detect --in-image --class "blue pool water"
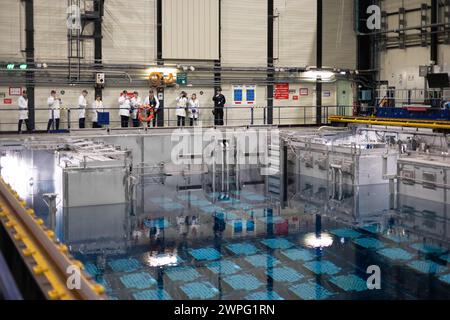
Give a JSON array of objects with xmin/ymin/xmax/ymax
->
[{"xmin": 1, "ymin": 150, "xmax": 449, "ymax": 300}]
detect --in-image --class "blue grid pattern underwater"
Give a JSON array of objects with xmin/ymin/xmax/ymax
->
[
  {"xmin": 79, "ymin": 213, "xmax": 450, "ymax": 300},
  {"xmin": 64, "ymin": 174, "xmax": 450, "ymax": 300}
]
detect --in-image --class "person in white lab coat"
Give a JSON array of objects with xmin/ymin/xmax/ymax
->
[
  {"xmin": 188, "ymin": 93, "xmax": 200, "ymax": 126},
  {"xmin": 47, "ymin": 90, "xmax": 61, "ymax": 132},
  {"xmin": 176, "ymin": 91, "xmax": 188, "ymax": 127},
  {"xmin": 118, "ymin": 90, "xmax": 131, "ymax": 128},
  {"xmin": 130, "ymin": 91, "xmax": 142, "ymax": 128},
  {"xmin": 144, "ymin": 90, "xmax": 160, "ymax": 128},
  {"xmin": 91, "ymin": 95, "xmax": 104, "ymax": 128},
  {"xmin": 18, "ymin": 90, "xmax": 30, "ymax": 133},
  {"xmin": 78, "ymin": 90, "xmax": 88, "ymax": 129}
]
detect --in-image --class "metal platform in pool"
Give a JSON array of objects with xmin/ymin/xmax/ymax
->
[{"xmin": 0, "ymin": 131, "xmax": 449, "ymax": 300}]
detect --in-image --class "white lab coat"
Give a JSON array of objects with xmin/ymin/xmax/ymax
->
[
  {"xmin": 176, "ymin": 96, "xmax": 188, "ymax": 117},
  {"xmin": 188, "ymin": 99, "xmax": 200, "ymax": 119},
  {"xmin": 18, "ymin": 96, "xmax": 28, "ymax": 120},
  {"xmin": 91, "ymin": 100, "xmax": 104, "ymax": 123},
  {"xmin": 130, "ymin": 96, "xmax": 142, "ymax": 119},
  {"xmin": 78, "ymin": 95, "xmax": 87, "ymax": 119},
  {"xmin": 118, "ymin": 95, "xmax": 131, "ymax": 117},
  {"xmin": 47, "ymin": 96, "xmax": 61, "ymax": 119}
]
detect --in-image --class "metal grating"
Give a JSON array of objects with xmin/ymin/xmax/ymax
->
[
  {"xmin": 352, "ymin": 237, "xmax": 385, "ymax": 250},
  {"xmin": 407, "ymin": 260, "xmax": 448, "ymax": 275},
  {"xmin": 245, "ymin": 291, "xmax": 284, "ymax": 300},
  {"xmin": 120, "ymin": 272, "xmax": 157, "ymax": 290},
  {"xmin": 329, "ymin": 274, "xmax": 368, "ymax": 292},
  {"xmin": 223, "ymin": 274, "xmax": 263, "ymax": 291},
  {"xmin": 181, "ymin": 281, "xmax": 219, "ymax": 299},
  {"xmin": 266, "ymin": 267, "xmax": 304, "ymax": 283},
  {"xmin": 289, "ymin": 282, "xmax": 334, "ymax": 300},
  {"xmin": 329, "ymin": 228, "xmax": 362, "ymax": 239},
  {"xmin": 166, "ymin": 266, "xmax": 201, "ymax": 282},
  {"xmin": 189, "ymin": 248, "xmax": 222, "ymax": 261},
  {"xmin": 225, "ymin": 243, "xmax": 259, "ymax": 256},
  {"xmin": 280, "ymin": 248, "xmax": 315, "ymax": 262},
  {"xmin": 303, "ymin": 260, "xmax": 341, "ymax": 275},
  {"xmin": 244, "ymin": 254, "xmax": 280, "ymax": 268},
  {"xmin": 133, "ymin": 289, "xmax": 172, "ymax": 300},
  {"xmin": 206, "ymin": 260, "xmax": 241, "ymax": 275},
  {"xmin": 108, "ymin": 258, "xmax": 142, "ymax": 273},
  {"xmin": 377, "ymin": 248, "xmax": 414, "ymax": 261},
  {"xmin": 260, "ymin": 238, "xmax": 295, "ymax": 250}
]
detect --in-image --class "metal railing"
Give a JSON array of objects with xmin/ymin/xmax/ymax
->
[{"xmin": 0, "ymin": 105, "xmax": 354, "ymax": 133}]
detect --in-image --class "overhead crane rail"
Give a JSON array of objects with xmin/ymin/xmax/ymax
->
[{"xmin": 0, "ymin": 177, "xmax": 106, "ymax": 300}]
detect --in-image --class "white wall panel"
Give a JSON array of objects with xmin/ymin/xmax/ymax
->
[
  {"xmin": 103, "ymin": 0, "xmax": 156, "ymax": 64},
  {"xmin": 162, "ymin": 0, "xmax": 219, "ymax": 60},
  {"xmin": 274, "ymin": 0, "xmax": 316, "ymax": 67},
  {"xmin": 380, "ymin": 47, "xmax": 429, "ymax": 89},
  {"xmin": 0, "ymin": 0, "xmax": 23, "ymax": 61},
  {"xmin": 34, "ymin": 0, "xmax": 68, "ymax": 62},
  {"xmin": 221, "ymin": 0, "xmax": 267, "ymax": 67},
  {"xmin": 323, "ymin": 0, "xmax": 356, "ymax": 69}
]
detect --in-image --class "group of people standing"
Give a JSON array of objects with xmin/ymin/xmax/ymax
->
[
  {"xmin": 118, "ymin": 90, "xmax": 161, "ymax": 128},
  {"xmin": 17, "ymin": 89, "xmax": 104, "ymax": 133},
  {"xmin": 16, "ymin": 87, "xmax": 227, "ymax": 133}
]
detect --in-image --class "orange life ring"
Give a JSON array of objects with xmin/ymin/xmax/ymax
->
[
  {"xmin": 138, "ymin": 104, "xmax": 155, "ymax": 122},
  {"xmin": 149, "ymin": 72, "xmax": 163, "ymax": 87}
]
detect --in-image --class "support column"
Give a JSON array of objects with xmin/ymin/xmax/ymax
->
[
  {"xmin": 24, "ymin": 0, "xmax": 35, "ymax": 130},
  {"xmin": 94, "ymin": 0, "xmax": 104, "ymax": 99},
  {"xmin": 267, "ymin": 0, "xmax": 274, "ymax": 125},
  {"xmin": 316, "ymin": 0, "xmax": 323, "ymax": 125},
  {"xmin": 156, "ymin": 0, "xmax": 164, "ymax": 127},
  {"xmin": 431, "ymin": 0, "xmax": 438, "ymax": 64}
]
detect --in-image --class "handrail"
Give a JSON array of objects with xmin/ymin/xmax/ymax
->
[{"xmin": 0, "ymin": 177, "xmax": 106, "ymax": 300}]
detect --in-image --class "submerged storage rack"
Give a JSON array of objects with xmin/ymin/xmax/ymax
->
[{"xmin": 0, "ymin": 176, "xmax": 106, "ymax": 300}]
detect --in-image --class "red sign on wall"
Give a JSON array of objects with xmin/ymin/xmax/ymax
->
[
  {"xmin": 274, "ymin": 83, "xmax": 290, "ymax": 100},
  {"xmin": 293, "ymin": 96, "xmax": 299, "ymax": 101},
  {"xmin": 3, "ymin": 99, "xmax": 12, "ymax": 105},
  {"xmin": 9, "ymin": 87, "xmax": 22, "ymax": 96}
]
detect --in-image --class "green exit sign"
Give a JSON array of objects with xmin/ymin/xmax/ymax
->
[
  {"xmin": 6, "ymin": 64, "xmax": 15, "ymax": 70},
  {"xmin": 177, "ymin": 73, "xmax": 188, "ymax": 85}
]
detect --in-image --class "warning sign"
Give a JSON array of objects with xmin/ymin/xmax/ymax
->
[{"xmin": 274, "ymin": 83, "xmax": 289, "ymax": 100}]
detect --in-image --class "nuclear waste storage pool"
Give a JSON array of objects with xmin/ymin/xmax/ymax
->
[{"xmin": 0, "ymin": 126, "xmax": 449, "ymax": 300}]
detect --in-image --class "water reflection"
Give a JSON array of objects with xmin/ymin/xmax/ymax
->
[{"xmin": 1, "ymin": 148, "xmax": 449, "ymax": 300}]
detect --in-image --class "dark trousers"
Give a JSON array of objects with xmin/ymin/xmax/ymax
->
[
  {"xmin": 177, "ymin": 116, "xmax": 185, "ymax": 127},
  {"xmin": 121, "ymin": 115, "xmax": 129, "ymax": 128},
  {"xmin": 18, "ymin": 119, "xmax": 30, "ymax": 133},
  {"xmin": 47, "ymin": 118, "xmax": 60, "ymax": 132},
  {"xmin": 214, "ymin": 109, "xmax": 224, "ymax": 126},
  {"xmin": 133, "ymin": 118, "xmax": 140, "ymax": 128},
  {"xmin": 93, "ymin": 122, "xmax": 101, "ymax": 128},
  {"xmin": 151, "ymin": 113, "xmax": 158, "ymax": 127},
  {"xmin": 79, "ymin": 118, "xmax": 85, "ymax": 129},
  {"xmin": 189, "ymin": 118, "xmax": 197, "ymax": 126}
]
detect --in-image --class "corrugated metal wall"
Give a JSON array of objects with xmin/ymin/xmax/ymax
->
[
  {"xmin": 221, "ymin": 0, "xmax": 267, "ymax": 66},
  {"xmin": 162, "ymin": 0, "xmax": 219, "ymax": 60},
  {"xmin": 274, "ymin": 0, "xmax": 317, "ymax": 67},
  {"xmin": 103, "ymin": 0, "xmax": 157, "ymax": 64},
  {"xmin": 323, "ymin": 0, "xmax": 356, "ymax": 69},
  {"xmin": 0, "ymin": 0, "xmax": 23, "ymax": 60}
]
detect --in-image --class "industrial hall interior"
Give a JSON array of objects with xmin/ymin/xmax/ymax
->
[{"xmin": 0, "ymin": 0, "xmax": 450, "ymax": 302}]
